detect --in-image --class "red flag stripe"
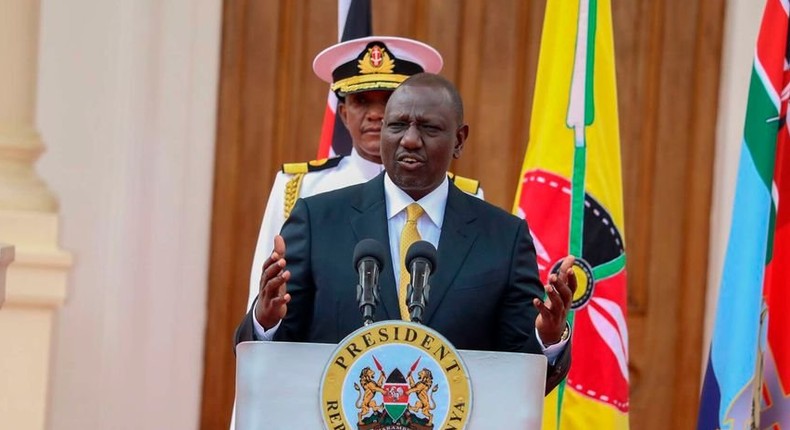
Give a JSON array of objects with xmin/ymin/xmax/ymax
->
[
  {"xmin": 756, "ymin": 0, "xmax": 789, "ymax": 98},
  {"xmin": 317, "ymin": 99, "xmax": 337, "ymax": 159}
]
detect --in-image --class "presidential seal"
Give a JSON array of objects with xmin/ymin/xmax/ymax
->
[{"xmin": 321, "ymin": 321, "xmax": 471, "ymax": 430}]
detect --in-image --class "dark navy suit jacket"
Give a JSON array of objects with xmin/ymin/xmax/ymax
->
[{"xmin": 235, "ymin": 173, "xmax": 570, "ymax": 393}]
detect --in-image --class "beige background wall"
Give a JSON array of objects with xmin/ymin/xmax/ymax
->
[{"xmin": 35, "ymin": 0, "xmax": 221, "ymax": 428}]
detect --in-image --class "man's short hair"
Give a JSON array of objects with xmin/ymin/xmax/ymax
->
[{"xmin": 397, "ymin": 73, "xmax": 464, "ymax": 123}]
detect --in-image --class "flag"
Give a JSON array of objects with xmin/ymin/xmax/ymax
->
[
  {"xmin": 697, "ymin": 1, "xmax": 790, "ymax": 428},
  {"xmin": 513, "ymin": 0, "xmax": 629, "ymax": 428},
  {"xmin": 316, "ymin": 0, "xmax": 372, "ymax": 158}
]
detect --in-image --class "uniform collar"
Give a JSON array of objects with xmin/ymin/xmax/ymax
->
[{"xmin": 348, "ymin": 148, "xmax": 385, "ymax": 179}]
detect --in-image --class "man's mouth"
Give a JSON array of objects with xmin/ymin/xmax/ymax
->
[{"xmin": 396, "ymin": 155, "xmax": 425, "ymax": 169}]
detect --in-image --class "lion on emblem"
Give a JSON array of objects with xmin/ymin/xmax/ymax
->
[
  {"xmin": 353, "ymin": 367, "xmax": 385, "ymax": 422},
  {"xmin": 407, "ymin": 368, "xmax": 439, "ymax": 425}
]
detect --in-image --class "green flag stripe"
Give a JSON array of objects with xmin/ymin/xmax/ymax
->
[
  {"xmin": 743, "ymin": 67, "xmax": 779, "ymax": 190},
  {"xmin": 554, "ymin": 311, "xmax": 577, "ymax": 428},
  {"xmin": 766, "ymin": 199, "xmax": 776, "ymax": 264},
  {"xmin": 560, "ymin": 2, "xmax": 595, "ymax": 427},
  {"xmin": 584, "ymin": 0, "xmax": 598, "ymax": 125},
  {"xmin": 555, "ymin": 379, "xmax": 565, "ymax": 426},
  {"xmin": 570, "ymin": 145, "xmax": 587, "ymax": 256},
  {"xmin": 592, "ymin": 253, "xmax": 626, "ymax": 280}
]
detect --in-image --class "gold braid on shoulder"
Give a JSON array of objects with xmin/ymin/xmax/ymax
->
[
  {"xmin": 283, "ymin": 173, "xmax": 306, "ymax": 219},
  {"xmin": 280, "ymin": 156, "xmax": 344, "ymax": 218}
]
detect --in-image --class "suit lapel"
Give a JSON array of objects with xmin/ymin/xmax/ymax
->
[
  {"xmin": 350, "ymin": 173, "xmax": 398, "ymax": 320},
  {"xmin": 424, "ymin": 183, "xmax": 479, "ymax": 324}
]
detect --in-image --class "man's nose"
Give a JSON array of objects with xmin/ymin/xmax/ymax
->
[
  {"xmin": 400, "ymin": 123, "xmax": 422, "ymax": 147},
  {"xmin": 366, "ymin": 103, "xmax": 385, "ymax": 120}
]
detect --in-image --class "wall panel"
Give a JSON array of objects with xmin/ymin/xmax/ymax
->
[{"xmin": 201, "ymin": 1, "xmax": 725, "ymax": 428}]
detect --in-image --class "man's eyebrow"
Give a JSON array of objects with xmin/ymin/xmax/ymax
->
[
  {"xmin": 388, "ymin": 110, "xmax": 440, "ymax": 120},
  {"xmin": 387, "ymin": 112, "xmax": 413, "ymax": 120}
]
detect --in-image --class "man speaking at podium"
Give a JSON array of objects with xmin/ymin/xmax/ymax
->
[{"xmin": 235, "ymin": 73, "xmax": 576, "ymax": 393}]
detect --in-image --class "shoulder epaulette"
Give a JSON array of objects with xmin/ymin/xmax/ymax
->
[
  {"xmin": 447, "ymin": 172, "xmax": 481, "ymax": 195},
  {"xmin": 282, "ymin": 156, "xmax": 344, "ymax": 218},
  {"xmin": 282, "ymin": 156, "xmax": 344, "ymax": 174}
]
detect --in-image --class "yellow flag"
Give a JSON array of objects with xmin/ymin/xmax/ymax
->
[{"xmin": 513, "ymin": 0, "xmax": 629, "ymax": 428}]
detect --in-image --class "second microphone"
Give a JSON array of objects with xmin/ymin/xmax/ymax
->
[{"xmin": 405, "ymin": 240, "xmax": 438, "ymax": 324}]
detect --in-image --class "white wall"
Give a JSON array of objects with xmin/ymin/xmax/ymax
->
[
  {"xmin": 35, "ymin": 0, "xmax": 221, "ymax": 428},
  {"xmin": 704, "ymin": 1, "xmax": 763, "ymax": 366}
]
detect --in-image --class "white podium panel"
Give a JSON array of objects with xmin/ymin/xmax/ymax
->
[{"xmin": 236, "ymin": 341, "xmax": 547, "ymax": 429}]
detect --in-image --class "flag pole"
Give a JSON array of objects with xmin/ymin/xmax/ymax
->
[{"xmin": 749, "ymin": 304, "xmax": 767, "ymax": 430}]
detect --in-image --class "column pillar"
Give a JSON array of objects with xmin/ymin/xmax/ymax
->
[
  {"xmin": 0, "ymin": 0, "xmax": 73, "ymax": 428},
  {"xmin": 0, "ymin": 244, "xmax": 13, "ymax": 308}
]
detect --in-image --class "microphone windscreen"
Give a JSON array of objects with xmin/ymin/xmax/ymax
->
[
  {"xmin": 405, "ymin": 240, "xmax": 437, "ymax": 271},
  {"xmin": 353, "ymin": 238, "xmax": 387, "ymax": 270}
]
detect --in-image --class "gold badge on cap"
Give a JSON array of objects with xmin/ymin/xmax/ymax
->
[{"xmin": 358, "ymin": 45, "xmax": 395, "ymax": 75}]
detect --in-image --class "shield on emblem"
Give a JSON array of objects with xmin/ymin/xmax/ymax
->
[
  {"xmin": 382, "ymin": 368, "xmax": 409, "ymax": 421},
  {"xmin": 370, "ymin": 46, "xmax": 383, "ymax": 67}
]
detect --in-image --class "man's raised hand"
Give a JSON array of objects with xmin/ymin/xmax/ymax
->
[
  {"xmin": 254, "ymin": 235, "xmax": 291, "ymax": 329},
  {"xmin": 534, "ymin": 255, "xmax": 577, "ymax": 345}
]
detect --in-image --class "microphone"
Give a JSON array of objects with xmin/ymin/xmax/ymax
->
[
  {"xmin": 353, "ymin": 239, "xmax": 387, "ymax": 326},
  {"xmin": 405, "ymin": 240, "xmax": 438, "ymax": 324}
]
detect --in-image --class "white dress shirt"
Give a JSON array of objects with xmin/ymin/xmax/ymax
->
[{"xmin": 383, "ymin": 173, "xmax": 446, "ymax": 286}]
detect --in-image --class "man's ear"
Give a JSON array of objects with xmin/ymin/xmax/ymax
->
[
  {"xmin": 453, "ymin": 124, "xmax": 469, "ymax": 159},
  {"xmin": 337, "ymin": 100, "xmax": 349, "ymax": 128}
]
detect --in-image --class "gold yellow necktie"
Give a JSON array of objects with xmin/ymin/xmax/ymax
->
[{"xmin": 399, "ymin": 203, "xmax": 424, "ymax": 320}]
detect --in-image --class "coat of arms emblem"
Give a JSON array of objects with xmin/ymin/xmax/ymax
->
[{"xmin": 321, "ymin": 321, "xmax": 471, "ymax": 430}]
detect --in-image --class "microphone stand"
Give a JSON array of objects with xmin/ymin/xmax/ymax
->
[
  {"xmin": 407, "ymin": 260, "xmax": 432, "ymax": 324},
  {"xmin": 356, "ymin": 259, "xmax": 380, "ymax": 326}
]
